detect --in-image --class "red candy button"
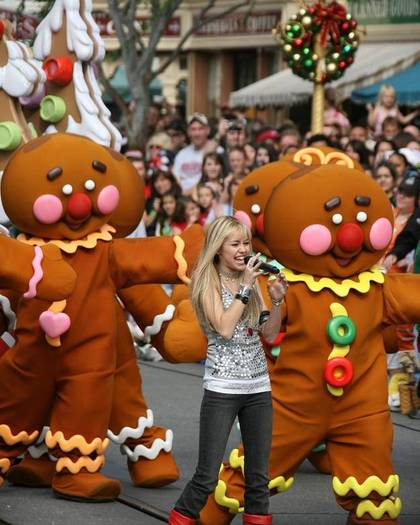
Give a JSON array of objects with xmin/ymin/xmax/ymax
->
[
  {"xmin": 324, "ymin": 357, "xmax": 353, "ymax": 388},
  {"xmin": 43, "ymin": 56, "xmax": 74, "ymax": 86}
]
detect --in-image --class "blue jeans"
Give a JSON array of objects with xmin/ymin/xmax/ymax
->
[{"xmin": 175, "ymin": 389, "xmax": 273, "ymax": 518}]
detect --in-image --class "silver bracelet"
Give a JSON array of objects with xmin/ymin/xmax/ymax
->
[{"xmin": 272, "ymin": 298, "xmax": 284, "ymax": 307}]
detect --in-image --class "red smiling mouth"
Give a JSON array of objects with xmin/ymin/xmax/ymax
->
[{"xmin": 64, "ymin": 214, "xmax": 92, "ymax": 230}]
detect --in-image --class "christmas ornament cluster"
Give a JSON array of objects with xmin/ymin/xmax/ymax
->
[{"xmin": 276, "ymin": 1, "xmax": 359, "ymax": 83}]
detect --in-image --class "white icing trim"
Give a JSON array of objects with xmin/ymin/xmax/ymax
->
[
  {"xmin": 107, "ymin": 409, "xmax": 154, "ymax": 444},
  {"xmin": 143, "ymin": 304, "xmax": 175, "ymax": 340},
  {"xmin": 121, "ymin": 429, "xmax": 174, "ymax": 462},
  {"xmin": 85, "ymin": 64, "xmax": 122, "ymax": 150},
  {"xmin": 33, "ymin": 0, "xmax": 103, "ymax": 62},
  {"xmin": 0, "ymin": 41, "xmax": 44, "ymax": 98},
  {"xmin": 0, "ymin": 295, "xmax": 16, "ymax": 332},
  {"xmin": 66, "ymin": 62, "xmax": 112, "ymax": 146},
  {"xmin": 27, "ymin": 426, "xmax": 57, "ymax": 461}
]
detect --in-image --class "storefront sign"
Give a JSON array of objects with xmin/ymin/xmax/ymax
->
[
  {"xmin": 92, "ymin": 12, "xmax": 181, "ymax": 37},
  {"xmin": 195, "ymin": 11, "xmax": 281, "ymax": 36},
  {"xmin": 348, "ymin": 0, "xmax": 420, "ymax": 24},
  {"xmin": 0, "ymin": 8, "xmax": 39, "ymax": 40}
]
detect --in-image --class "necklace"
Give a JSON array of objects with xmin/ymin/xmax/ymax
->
[{"xmin": 218, "ymin": 269, "xmax": 240, "ymax": 282}]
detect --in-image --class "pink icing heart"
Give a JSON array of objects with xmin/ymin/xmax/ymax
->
[{"xmin": 39, "ymin": 311, "xmax": 71, "ymax": 339}]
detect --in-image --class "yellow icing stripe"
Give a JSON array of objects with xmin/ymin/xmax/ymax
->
[
  {"xmin": 214, "ymin": 477, "xmax": 244, "ymax": 514},
  {"xmin": 282, "ymin": 267, "xmax": 384, "ymax": 297},
  {"xmin": 327, "ymin": 385, "xmax": 343, "ymax": 397},
  {"xmin": 46, "ymin": 431, "xmax": 109, "ymax": 455},
  {"xmin": 356, "ymin": 498, "xmax": 402, "ymax": 519},
  {"xmin": 268, "ymin": 475, "xmax": 294, "ymax": 493},
  {"xmin": 333, "ymin": 475, "xmax": 399, "ymax": 498},
  {"xmin": 0, "ymin": 458, "xmax": 11, "ymax": 474},
  {"xmin": 330, "ymin": 303, "xmax": 348, "ymax": 317},
  {"xmin": 0, "ymin": 424, "xmax": 38, "ymax": 445},
  {"xmin": 173, "ymin": 235, "xmax": 190, "ymax": 285},
  {"xmin": 17, "ymin": 224, "xmax": 115, "ymax": 254},
  {"xmin": 292, "ymin": 147, "xmax": 354, "ymax": 168},
  {"xmin": 56, "ymin": 455, "xmax": 105, "ymax": 474},
  {"xmin": 228, "ymin": 448, "xmax": 244, "ymax": 476}
]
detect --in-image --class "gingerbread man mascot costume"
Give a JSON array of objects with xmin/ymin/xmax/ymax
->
[
  {"xmin": 0, "ymin": 133, "xmax": 202, "ymax": 502},
  {"xmin": 199, "ymin": 148, "xmax": 420, "ymax": 525}
]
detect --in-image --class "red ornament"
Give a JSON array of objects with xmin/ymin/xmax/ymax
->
[
  {"xmin": 0, "ymin": 20, "xmax": 4, "ymax": 39},
  {"xmin": 338, "ymin": 61, "xmax": 347, "ymax": 71},
  {"xmin": 295, "ymin": 38, "xmax": 303, "ymax": 47},
  {"xmin": 351, "ymin": 20, "xmax": 358, "ymax": 29},
  {"xmin": 347, "ymin": 57, "xmax": 354, "ymax": 64},
  {"xmin": 341, "ymin": 22, "xmax": 349, "ymax": 31},
  {"xmin": 43, "ymin": 56, "xmax": 74, "ymax": 86}
]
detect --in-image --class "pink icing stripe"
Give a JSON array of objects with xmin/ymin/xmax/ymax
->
[{"xmin": 23, "ymin": 246, "xmax": 44, "ymax": 299}]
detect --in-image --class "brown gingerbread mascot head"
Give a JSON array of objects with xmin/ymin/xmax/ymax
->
[
  {"xmin": 233, "ymin": 161, "xmax": 301, "ymax": 257},
  {"xmin": 264, "ymin": 148, "xmax": 394, "ymax": 278},
  {"xmin": 1, "ymin": 133, "xmax": 144, "ymax": 240}
]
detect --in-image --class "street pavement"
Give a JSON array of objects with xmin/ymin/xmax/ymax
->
[{"xmin": 0, "ymin": 360, "xmax": 419, "ymax": 525}]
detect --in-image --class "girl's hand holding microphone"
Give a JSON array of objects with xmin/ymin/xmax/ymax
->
[
  {"xmin": 268, "ymin": 272, "xmax": 288, "ymax": 307},
  {"xmin": 242, "ymin": 252, "xmax": 264, "ymax": 287}
]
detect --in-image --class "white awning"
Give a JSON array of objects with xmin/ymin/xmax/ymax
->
[{"xmin": 229, "ymin": 42, "xmax": 420, "ymax": 107}]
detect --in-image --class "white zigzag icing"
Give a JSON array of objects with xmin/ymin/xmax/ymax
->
[
  {"xmin": 121, "ymin": 429, "xmax": 173, "ymax": 461},
  {"xmin": 143, "ymin": 304, "xmax": 175, "ymax": 341},
  {"xmin": 27, "ymin": 426, "xmax": 56, "ymax": 461},
  {"xmin": 0, "ymin": 295, "xmax": 16, "ymax": 331},
  {"xmin": 33, "ymin": 0, "xmax": 104, "ymax": 62},
  {"xmin": 107, "ymin": 409, "xmax": 153, "ymax": 444}
]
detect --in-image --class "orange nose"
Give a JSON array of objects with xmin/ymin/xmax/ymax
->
[
  {"xmin": 67, "ymin": 192, "xmax": 92, "ymax": 220},
  {"xmin": 336, "ymin": 223, "xmax": 364, "ymax": 253}
]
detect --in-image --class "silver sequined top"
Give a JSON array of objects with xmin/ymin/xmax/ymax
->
[{"xmin": 203, "ymin": 285, "xmax": 271, "ymax": 394}]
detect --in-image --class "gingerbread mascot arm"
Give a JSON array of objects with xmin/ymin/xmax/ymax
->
[
  {"xmin": 383, "ymin": 273, "xmax": 420, "ymax": 323},
  {"xmin": 110, "ymin": 224, "xmax": 203, "ymax": 288},
  {"xmin": 0, "ymin": 236, "xmax": 75, "ymax": 301}
]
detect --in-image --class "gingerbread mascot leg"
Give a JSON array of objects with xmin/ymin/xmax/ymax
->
[
  {"xmin": 329, "ymin": 412, "xmax": 401, "ymax": 525},
  {"xmin": 107, "ymin": 304, "xmax": 179, "ymax": 488},
  {"xmin": 0, "ymin": 334, "xmax": 55, "ymax": 488}
]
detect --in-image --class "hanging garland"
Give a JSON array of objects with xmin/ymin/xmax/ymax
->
[{"xmin": 274, "ymin": 1, "xmax": 360, "ymax": 83}]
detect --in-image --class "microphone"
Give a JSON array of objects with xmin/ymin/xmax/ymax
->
[{"xmin": 244, "ymin": 255, "xmax": 280, "ymax": 274}]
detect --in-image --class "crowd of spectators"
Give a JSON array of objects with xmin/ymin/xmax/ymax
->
[{"xmin": 123, "ymin": 84, "xmax": 420, "ymax": 242}]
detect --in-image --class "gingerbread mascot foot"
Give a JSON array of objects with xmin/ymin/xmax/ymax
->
[
  {"xmin": 52, "ymin": 472, "xmax": 121, "ymax": 502},
  {"xmin": 8, "ymin": 454, "xmax": 54, "ymax": 487},
  {"xmin": 168, "ymin": 509, "xmax": 196, "ymax": 524},
  {"xmin": 243, "ymin": 514, "xmax": 272, "ymax": 525},
  {"xmin": 346, "ymin": 511, "xmax": 401, "ymax": 525},
  {"xmin": 127, "ymin": 451, "xmax": 179, "ymax": 488}
]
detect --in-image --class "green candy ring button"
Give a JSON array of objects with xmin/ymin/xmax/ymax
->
[
  {"xmin": 327, "ymin": 315, "xmax": 356, "ymax": 346},
  {"xmin": 40, "ymin": 96, "xmax": 66, "ymax": 123},
  {"xmin": 0, "ymin": 122, "xmax": 22, "ymax": 151}
]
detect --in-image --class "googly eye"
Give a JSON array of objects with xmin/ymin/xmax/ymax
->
[
  {"xmin": 251, "ymin": 203, "xmax": 261, "ymax": 215},
  {"xmin": 356, "ymin": 211, "xmax": 368, "ymax": 223},
  {"xmin": 62, "ymin": 184, "xmax": 73, "ymax": 196},
  {"xmin": 332, "ymin": 213, "xmax": 343, "ymax": 225},
  {"xmin": 84, "ymin": 179, "xmax": 95, "ymax": 191}
]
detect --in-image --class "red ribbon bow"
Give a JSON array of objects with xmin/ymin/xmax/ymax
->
[{"xmin": 313, "ymin": 1, "xmax": 347, "ymax": 46}]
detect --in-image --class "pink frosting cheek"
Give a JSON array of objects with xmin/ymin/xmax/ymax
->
[
  {"xmin": 233, "ymin": 210, "xmax": 252, "ymax": 229},
  {"xmin": 369, "ymin": 217, "xmax": 393, "ymax": 250},
  {"xmin": 33, "ymin": 194, "xmax": 63, "ymax": 224},
  {"xmin": 299, "ymin": 224, "xmax": 332, "ymax": 256},
  {"xmin": 97, "ymin": 185, "xmax": 120, "ymax": 215}
]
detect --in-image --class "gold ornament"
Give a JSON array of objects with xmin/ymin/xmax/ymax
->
[
  {"xmin": 312, "ymin": 53, "xmax": 318, "ymax": 61},
  {"xmin": 332, "ymin": 52, "xmax": 340, "ymax": 60},
  {"xmin": 346, "ymin": 13, "xmax": 352, "ymax": 20},
  {"xmin": 284, "ymin": 44, "xmax": 292, "ymax": 53},
  {"xmin": 327, "ymin": 63, "xmax": 337, "ymax": 72},
  {"xmin": 293, "ymin": 53, "xmax": 301, "ymax": 61},
  {"xmin": 299, "ymin": 9, "xmax": 306, "ymax": 16},
  {"xmin": 302, "ymin": 16, "xmax": 312, "ymax": 27}
]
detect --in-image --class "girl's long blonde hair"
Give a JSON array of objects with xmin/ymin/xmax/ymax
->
[
  {"xmin": 190, "ymin": 216, "xmax": 262, "ymax": 329},
  {"xmin": 377, "ymin": 84, "xmax": 396, "ymax": 108}
]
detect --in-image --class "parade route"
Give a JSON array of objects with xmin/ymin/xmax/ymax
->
[{"xmin": 1, "ymin": 361, "xmax": 419, "ymax": 525}]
